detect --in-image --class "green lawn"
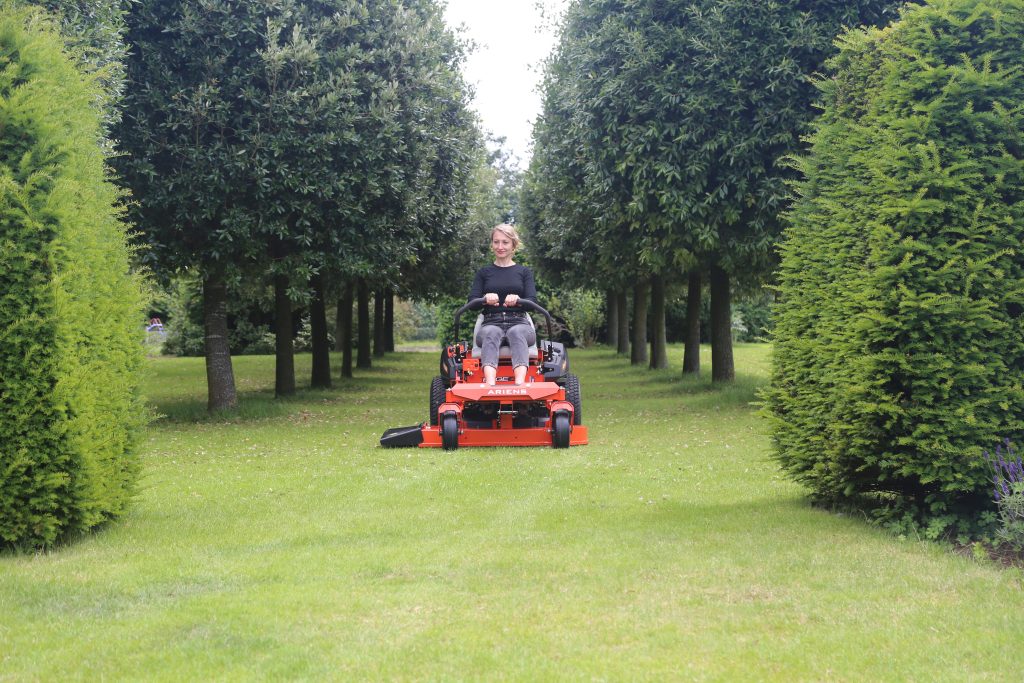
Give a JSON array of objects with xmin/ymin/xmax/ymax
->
[{"xmin": 2, "ymin": 345, "xmax": 1021, "ymax": 681}]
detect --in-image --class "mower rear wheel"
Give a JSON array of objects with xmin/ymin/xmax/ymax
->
[
  {"xmin": 441, "ymin": 413, "xmax": 459, "ymax": 451},
  {"xmin": 429, "ymin": 375, "xmax": 446, "ymax": 426},
  {"xmin": 552, "ymin": 412, "xmax": 570, "ymax": 449},
  {"xmin": 564, "ymin": 373, "xmax": 582, "ymax": 425}
]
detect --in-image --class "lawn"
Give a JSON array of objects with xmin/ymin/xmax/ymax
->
[{"xmin": 1, "ymin": 345, "xmax": 1021, "ymax": 681}]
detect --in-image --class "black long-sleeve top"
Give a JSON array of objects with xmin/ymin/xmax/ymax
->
[{"xmin": 468, "ymin": 264, "xmax": 537, "ymax": 321}]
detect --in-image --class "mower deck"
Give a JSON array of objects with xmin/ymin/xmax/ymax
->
[
  {"xmin": 425, "ymin": 380, "xmax": 587, "ymax": 448},
  {"xmin": 420, "ymin": 423, "xmax": 589, "ymax": 447}
]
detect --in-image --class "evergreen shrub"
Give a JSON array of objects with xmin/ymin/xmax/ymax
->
[
  {"xmin": 0, "ymin": 6, "xmax": 145, "ymax": 548},
  {"xmin": 765, "ymin": 0, "xmax": 1024, "ymax": 538}
]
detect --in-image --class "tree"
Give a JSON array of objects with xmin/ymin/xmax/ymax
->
[
  {"xmin": 521, "ymin": 22, "xmax": 638, "ymax": 356},
  {"xmin": 765, "ymin": 0, "xmax": 1024, "ymax": 536},
  {"xmin": 314, "ymin": 0, "xmax": 482, "ymax": 379},
  {"xmin": 117, "ymin": 0, "xmax": 281, "ymax": 409},
  {"xmin": 28, "ymin": 0, "xmax": 128, "ymax": 125},
  {"xmin": 118, "ymin": 0, "xmax": 423, "ymax": 404},
  {"xmin": 529, "ymin": 0, "xmax": 899, "ymax": 379},
  {"xmin": 0, "ymin": 6, "xmax": 145, "ymax": 548}
]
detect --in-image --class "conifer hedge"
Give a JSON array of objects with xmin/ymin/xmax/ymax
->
[
  {"xmin": 0, "ymin": 6, "xmax": 144, "ymax": 548},
  {"xmin": 765, "ymin": 0, "xmax": 1024, "ymax": 537}
]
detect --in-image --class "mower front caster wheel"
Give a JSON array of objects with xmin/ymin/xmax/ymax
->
[
  {"xmin": 441, "ymin": 413, "xmax": 459, "ymax": 451},
  {"xmin": 552, "ymin": 412, "xmax": 571, "ymax": 449}
]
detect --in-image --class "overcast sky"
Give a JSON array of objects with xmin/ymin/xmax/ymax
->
[{"xmin": 442, "ymin": 0, "xmax": 569, "ymax": 167}]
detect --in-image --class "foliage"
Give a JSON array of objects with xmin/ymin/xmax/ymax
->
[
  {"xmin": 985, "ymin": 441, "xmax": 1024, "ymax": 550},
  {"xmin": 396, "ymin": 130, "xmax": 501, "ymax": 304},
  {"xmin": 117, "ymin": 0, "xmax": 484, "ymax": 398},
  {"xmin": 548, "ymin": 289, "xmax": 605, "ymax": 347},
  {"xmin": 733, "ymin": 292, "xmax": 773, "ymax": 343},
  {"xmin": 159, "ymin": 275, "xmax": 285, "ymax": 357},
  {"xmin": 117, "ymin": 0, "xmax": 363, "ymax": 276},
  {"xmin": 765, "ymin": 0, "xmax": 1024, "ymax": 537},
  {"xmin": 525, "ymin": 0, "xmax": 899, "ymax": 288},
  {"xmin": 393, "ymin": 299, "xmax": 438, "ymax": 343},
  {"xmin": 25, "ymin": 0, "xmax": 127, "ymax": 126},
  {"xmin": 432, "ymin": 294, "xmax": 478, "ymax": 345},
  {"xmin": 0, "ymin": 6, "xmax": 145, "ymax": 548}
]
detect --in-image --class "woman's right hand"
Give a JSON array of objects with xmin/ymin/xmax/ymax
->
[{"xmin": 483, "ymin": 292, "xmax": 499, "ymax": 306}]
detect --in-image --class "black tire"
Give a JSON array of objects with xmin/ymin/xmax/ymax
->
[
  {"xmin": 564, "ymin": 373, "xmax": 582, "ymax": 425},
  {"xmin": 441, "ymin": 413, "xmax": 459, "ymax": 451},
  {"xmin": 429, "ymin": 375, "xmax": 446, "ymax": 426},
  {"xmin": 552, "ymin": 412, "xmax": 570, "ymax": 449}
]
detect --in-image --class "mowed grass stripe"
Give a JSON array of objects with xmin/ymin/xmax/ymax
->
[{"xmin": 1, "ymin": 345, "xmax": 1020, "ymax": 681}]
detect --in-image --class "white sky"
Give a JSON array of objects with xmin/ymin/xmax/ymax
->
[{"xmin": 443, "ymin": 0, "xmax": 569, "ymax": 167}]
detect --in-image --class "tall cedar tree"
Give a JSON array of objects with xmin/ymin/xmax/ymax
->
[{"xmin": 0, "ymin": 6, "xmax": 145, "ymax": 548}]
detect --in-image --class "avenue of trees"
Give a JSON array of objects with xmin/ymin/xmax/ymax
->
[
  {"xmin": 115, "ymin": 0, "xmax": 487, "ymax": 410},
  {"xmin": 522, "ymin": 0, "xmax": 899, "ymax": 380},
  {"xmin": 765, "ymin": 0, "xmax": 1024, "ymax": 536},
  {"xmin": 5, "ymin": 0, "xmax": 1023, "ymax": 548}
]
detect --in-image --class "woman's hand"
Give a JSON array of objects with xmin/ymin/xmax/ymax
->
[
  {"xmin": 484, "ymin": 292, "xmax": 499, "ymax": 305},
  {"xmin": 504, "ymin": 294, "xmax": 520, "ymax": 307}
]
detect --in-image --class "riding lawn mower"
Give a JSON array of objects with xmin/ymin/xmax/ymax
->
[{"xmin": 380, "ymin": 298, "xmax": 588, "ymax": 450}]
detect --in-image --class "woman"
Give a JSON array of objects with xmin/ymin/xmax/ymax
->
[{"xmin": 468, "ymin": 223, "xmax": 537, "ymax": 386}]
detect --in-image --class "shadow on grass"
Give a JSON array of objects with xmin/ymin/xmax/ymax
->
[
  {"xmin": 151, "ymin": 369, "xmax": 413, "ymax": 425},
  {"xmin": 148, "ymin": 346, "xmax": 769, "ymax": 426}
]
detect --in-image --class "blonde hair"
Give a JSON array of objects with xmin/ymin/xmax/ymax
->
[{"xmin": 491, "ymin": 223, "xmax": 522, "ymax": 251}]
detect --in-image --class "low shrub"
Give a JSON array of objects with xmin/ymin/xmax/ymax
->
[{"xmin": 548, "ymin": 288, "xmax": 604, "ymax": 348}]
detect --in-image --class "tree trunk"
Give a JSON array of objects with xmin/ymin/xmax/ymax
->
[
  {"xmin": 683, "ymin": 271, "xmax": 701, "ymax": 375},
  {"xmin": 384, "ymin": 288, "xmax": 395, "ymax": 352},
  {"xmin": 338, "ymin": 284, "xmax": 353, "ymax": 379},
  {"xmin": 373, "ymin": 288, "xmax": 385, "ymax": 358},
  {"xmin": 606, "ymin": 289, "xmax": 618, "ymax": 349},
  {"xmin": 616, "ymin": 290, "xmax": 629, "ymax": 355},
  {"xmin": 335, "ymin": 296, "xmax": 346, "ymax": 353},
  {"xmin": 310, "ymin": 274, "xmax": 331, "ymax": 389},
  {"xmin": 630, "ymin": 280, "xmax": 649, "ymax": 366},
  {"xmin": 274, "ymin": 273, "xmax": 296, "ymax": 397},
  {"xmin": 357, "ymin": 278, "xmax": 371, "ymax": 369},
  {"xmin": 649, "ymin": 274, "xmax": 668, "ymax": 369},
  {"xmin": 202, "ymin": 270, "xmax": 237, "ymax": 411},
  {"xmin": 710, "ymin": 264, "xmax": 735, "ymax": 382}
]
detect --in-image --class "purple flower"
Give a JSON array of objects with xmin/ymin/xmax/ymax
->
[{"xmin": 986, "ymin": 440, "xmax": 1022, "ymax": 502}]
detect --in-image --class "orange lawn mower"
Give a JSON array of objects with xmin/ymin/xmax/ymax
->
[{"xmin": 380, "ymin": 298, "xmax": 588, "ymax": 450}]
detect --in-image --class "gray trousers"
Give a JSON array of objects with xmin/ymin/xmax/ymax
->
[{"xmin": 476, "ymin": 322, "xmax": 536, "ymax": 369}]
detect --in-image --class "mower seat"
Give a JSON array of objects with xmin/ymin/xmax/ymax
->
[{"xmin": 471, "ymin": 314, "xmax": 539, "ymax": 360}]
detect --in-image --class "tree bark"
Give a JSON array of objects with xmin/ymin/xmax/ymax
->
[
  {"xmin": 202, "ymin": 270, "xmax": 237, "ymax": 411},
  {"xmin": 357, "ymin": 278, "xmax": 371, "ymax": 369},
  {"xmin": 335, "ymin": 296, "xmax": 346, "ymax": 353},
  {"xmin": 710, "ymin": 264, "xmax": 735, "ymax": 382},
  {"xmin": 683, "ymin": 271, "xmax": 701, "ymax": 375},
  {"xmin": 616, "ymin": 290, "xmax": 629, "ymax": 355},
  {"xmin": 373, "ymin": 288, "xmax": 385, "ymax": 358},
  {"xmin": 649, "ymin": 274, "xmax": 668, "ymax": 369},
  {"xmin": 273, "ymin": 273, "xmax": 296, "ymax": 397},
  {"xmin": 338, "ymin": 283, "xmax": 353, "ymax": 379},
  {"xmin": 630, "ymin": 280, "xmax": 649, "ymax": 366},
  {"xmin": 606, "ymin": 289, "xmax": 618, "ymax": 349},
  {"xmin": 384, "ymin": 288, "xmax": 395, "ymax": 352},
  {"xmin": 310, "ymin": 274, "xmax": 331, "ymax": 389}
]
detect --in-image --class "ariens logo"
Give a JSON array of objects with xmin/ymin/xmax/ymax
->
[{"xmin": 486, "ymin": 388, "xmax": 528, "ymax": 396}]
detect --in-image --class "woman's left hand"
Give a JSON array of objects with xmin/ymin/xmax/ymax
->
[{"xmin": 504, "ymin": 294, "xmax": 520, "ymax": 307}]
